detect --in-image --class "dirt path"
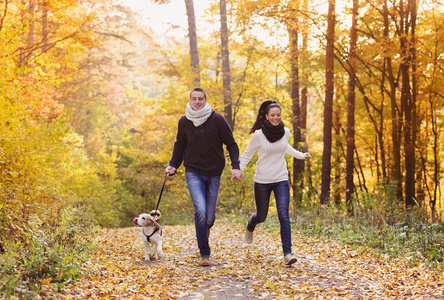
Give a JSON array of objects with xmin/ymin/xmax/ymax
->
[{"xmin": 57, "ymin": 221, "xmax": 444, "ymax": 299}]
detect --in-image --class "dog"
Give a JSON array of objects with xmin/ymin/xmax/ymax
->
[{"xmin": 133, "ymin": 210, "xmax": 165, "ymax": 261}]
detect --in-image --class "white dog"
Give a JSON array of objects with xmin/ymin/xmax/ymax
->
[{"xmin": 133, "ymin": 210, "xmax": 165, "ymax": 261}]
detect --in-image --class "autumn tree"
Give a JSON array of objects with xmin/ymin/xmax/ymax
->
[
  {"xmin": 288, "ymin": 0, "xmax": 304, "ymax": 205},
  {"xmin": 400, "ymin": 0, "xmax": 417, "ymax": 207},
  {"xmin": 185, "ymin": 0, "xmax": 201, "ymax": 86},
  {"xmin": 220, "ymin": 0, "xmax": 233, "ymax": 128},
  {"xmin": 320, "ymin": 0, "xmax": 336, "ymax": 204},
  {"xmin": 345, "ymin": 0, "xmax": 359, "ymax": 209}
]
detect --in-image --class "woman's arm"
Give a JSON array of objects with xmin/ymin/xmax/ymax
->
[
  {"xmin": 285, "ymin": 144, "xmax": 311, "ymax": 160},
  {"xmin": 239, "ymin": 132, "xmax": 260, "ymax": 170}
]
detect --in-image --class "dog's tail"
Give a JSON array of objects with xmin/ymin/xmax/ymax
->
[{"xmin": 149, "ymin": 210, "xmax": 161, "ymax": 221}]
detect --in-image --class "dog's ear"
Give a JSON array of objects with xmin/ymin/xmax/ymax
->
[
  {"xmin": 147, "ymin": 217, "xmax": 156, "ymax": 227},
  {"xmin": 150, "ymin": 210, "xmax": 161, "ymax": 221}
]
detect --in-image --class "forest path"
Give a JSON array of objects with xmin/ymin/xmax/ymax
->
[{"xmin": 57, "ymin": 221, "xmax": 444, "ymax": 299}]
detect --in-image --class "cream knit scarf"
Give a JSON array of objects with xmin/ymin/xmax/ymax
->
[{"xmin": 186, "ymin": 102, "xmax": 213, "ymax": 127}]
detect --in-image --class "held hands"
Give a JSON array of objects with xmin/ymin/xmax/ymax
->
[{"xmin": 231, "ymin": 169, "xmax": 242, "ymax": 181}]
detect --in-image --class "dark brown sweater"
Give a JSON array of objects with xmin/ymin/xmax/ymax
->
[{"xmin": 169, "ymin": 111, "xmax": 240, "ymax": 176}]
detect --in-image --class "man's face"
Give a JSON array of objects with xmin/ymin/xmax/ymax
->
[{"xmin": 189, "ymin": 91, "xmax": 207, "ymax": 111}]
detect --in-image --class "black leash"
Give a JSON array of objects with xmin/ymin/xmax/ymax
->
[{"xmin": 154, "ymin": 173, "xmax": 168, "ymax": 213}]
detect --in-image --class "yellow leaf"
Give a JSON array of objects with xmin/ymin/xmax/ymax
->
[{"xmin": 42, "ymin": 278, "xmax": 51, "ymax": 285}]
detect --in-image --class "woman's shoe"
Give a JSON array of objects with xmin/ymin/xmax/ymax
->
[
  {"xmin": 245, "ymin": 229, "xmax": 253, "ymax": 244},
  {"xmin": 284, "ymin": 254, "xmax": 297, "ymax": 266}
]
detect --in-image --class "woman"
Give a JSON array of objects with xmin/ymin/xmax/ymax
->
[{"xmin": 238, "ymin": 100, "xmax": 311, "ymax": 266}]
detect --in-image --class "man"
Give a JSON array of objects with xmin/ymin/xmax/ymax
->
[{"xmin": 166, "ymin": 87, "xmax": 242, "ymax": 267}]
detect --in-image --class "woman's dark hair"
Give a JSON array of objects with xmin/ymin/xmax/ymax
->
[
  {"xmin": 190, "ymin": 87, "xmax": 207, "ymax": 99},
  {"xmin": 249, "ymin": 100, "xmax": 281, "ymax": 134}
]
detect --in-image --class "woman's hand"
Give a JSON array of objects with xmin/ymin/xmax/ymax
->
[{"xmin": 231, "ymin": 169, "xmax": 243, "ymax": 181}]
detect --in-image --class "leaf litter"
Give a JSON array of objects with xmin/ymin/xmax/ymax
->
[{"xmin": 54, "ymin": 221, "xmax": 444, "ymax": 299}]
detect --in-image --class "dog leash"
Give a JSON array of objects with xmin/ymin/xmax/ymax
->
[{"xmin": 154, "ymin": 173, "xmax": 169, "ymax": 213}]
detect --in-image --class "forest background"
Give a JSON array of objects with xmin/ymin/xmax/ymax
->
[{"xmin": 1, "ymin": 0, "xmax": 444, "ymax": 296}]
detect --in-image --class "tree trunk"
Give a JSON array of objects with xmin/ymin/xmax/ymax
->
[
  {"xmin": 220, "ymin": 0, "xmax": 233, "ymax": 129},
  {"xmin": 384, "ymin": 0, "xmax": 402, "ymax": 200},
  {"xmin": 301, "ymin": 0, "xmax": 312, "ymax": 200},
  {"xmin": 346, "ymin": 0, "xmax": 358, "ymax": 210},
  {"xmin": 400, "ymin": 0, "xmax": 417, "ymax": 207},
  {"xmin": 288, "ymin": 2, "xmax": 303, "ymax": 205},
  {"xmin": 320, "ymin": 0, "xmax": 336, "ymax": 204},
  {"xmin": 27, "ymin": 0, "xmax": 35, "ymax": 61},
  {"xmin": 409, "ymin": 0, "xmax": 418, "ymax": 207},
  {"xmin": 19, "ymin": 0, "xmax": 35, "ymax": 67},
  {"xmin": 334, "ymin": 106, "xmax": 341, "ymax": 205},
  {"xmin": 184, "ymin": 0, "xmax": 200, "ymax": 87},
  {"xmin": 42, "ymin": 1, "xmax": 49, "ymax": 53}
]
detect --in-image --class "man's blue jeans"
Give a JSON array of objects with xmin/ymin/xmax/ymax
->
[
  {"xmin": 247, "ymin": 180, "xmax": 292, "ymax": 255},
  {"xmin": 185, "ymin": 172, "xmax": 221, "ymax": 258}
]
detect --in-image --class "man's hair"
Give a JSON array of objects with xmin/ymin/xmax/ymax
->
[{"xmin": 190, "ymin": 87, "xmax": 207, "ymax": 99}]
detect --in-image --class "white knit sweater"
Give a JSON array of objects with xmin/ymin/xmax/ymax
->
[{"xmin": 239, "ymin": 128, "xmax": 306, "ymax": 184}]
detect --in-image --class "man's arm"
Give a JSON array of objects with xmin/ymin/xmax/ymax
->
[
  {"xmin": 166, "ymin": 117, "xmax": 187, "ymax": 174},
  {"xmin": 217, "ymin": 114, "xmax": 240, "ymax": 170}
]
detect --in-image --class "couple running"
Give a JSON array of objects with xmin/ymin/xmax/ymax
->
[{"xmin": 165, "ymin": 88, "xmax": 311, "ymax": 267}]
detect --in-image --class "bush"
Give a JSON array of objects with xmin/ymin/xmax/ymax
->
[{"xmin": 0, "ymin": 206, "xmax": 98, "ymax": 299}]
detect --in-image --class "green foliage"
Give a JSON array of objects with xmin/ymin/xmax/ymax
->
[{"xmin": 0, "ymin": 207, "xmax": 98, "ymax": 298}]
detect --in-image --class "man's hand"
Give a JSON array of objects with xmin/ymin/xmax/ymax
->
[
  {"xmin": 165, "ymin": 166, "xmax": 177, "ymax": 176},
  {"xmin": 231, "ymin": 169, "xmax": 242, "ymax": 181}
]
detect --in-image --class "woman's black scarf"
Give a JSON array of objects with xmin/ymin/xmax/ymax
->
[{"xmin": 261, "ymin": 120, "xmax": 285, "ymax": 143}]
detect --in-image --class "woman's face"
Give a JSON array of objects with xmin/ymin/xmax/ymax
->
[
  {"xmin": 266, "ymin": 107, "xmax": 281, "ymax": 126},
  {"xmin": 189, "ymin": 91, "xmax": 207, "ymax": 111}
]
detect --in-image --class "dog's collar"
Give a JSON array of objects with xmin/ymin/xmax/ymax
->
[{"xmin": 142, "ymin": 227, "xmax": 161, "ymax": 242}]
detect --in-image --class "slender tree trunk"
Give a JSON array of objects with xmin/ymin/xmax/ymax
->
[
  {"xmin": 383, "ymin": 0, "xmax": 402, "ymax": 200},
  {"xmin": 301, "ymin": 0, "xmax": 312, "ymax": 200},
  {"xmin": 184, "ymin": 0, "xmax": 200, "ymax": 87},
  {"xmin": 346, "ymin": 0, "xmax": 358, "ymax": 210},
  {"xmin": 289, "ymin": 5, "xmax": 303, "ymax": 205},
  {"xmin": 27, "ymin": 0, "xmax": 35, "ymax": 61},
  {"xmin": 409, "ymin": 0, "xmax": 418, "ymax": 207},
  {"xmin": 400, "ymin": 0, "xmax": 417, "ymax": 207},
  {"xmin": 334, "ymin": 106, "xmax": 341, "ymax": 205},
  {"xmin": 19, "ymin": 0, "xmax": 35, "ymax": 67},
  {"xmin": 42, "ymin": 1, "xmax": 49, "ymax": 53},
  {"xmin": 320, "ymin": 0, "xmax": 336, "ymax": 204},
  {"xmin": 19, "ymin": 0, "xmax": 26, "ymax": 66},
  {"xmin": 220, "ymin": 0, "xmax": 233, "ymax": 129},
  {"xmin": 432, "ymin": 101, "xmax": 439, "ymax": 213},
  {"xmin": 379, "ymin": 98, "xmax": 387, "ymax": 180}
]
